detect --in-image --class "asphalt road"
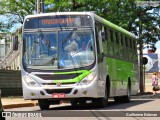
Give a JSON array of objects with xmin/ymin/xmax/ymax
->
[{"xmin": 4, "ymin": 96, "xmax": 160, "ymax": 120}]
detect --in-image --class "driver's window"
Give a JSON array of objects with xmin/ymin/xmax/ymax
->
[{"xmin": 96, "ymin": 24, "xmax": 103, "ymax": 54}]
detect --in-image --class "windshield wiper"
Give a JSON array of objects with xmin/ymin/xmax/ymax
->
[{"xmin": 62, "ymin": 28, "xmax": 77, "ymax": 45}]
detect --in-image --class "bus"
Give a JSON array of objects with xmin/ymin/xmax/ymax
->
[{"xmin": 14, "ymin": 12, "xmax": 139, "ymax": 110}]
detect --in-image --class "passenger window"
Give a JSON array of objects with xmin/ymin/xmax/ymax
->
[
  {"xmin": 108, "ymin": 29, "xmax": 114, "ymax": 56},
  {"xmin": 115, "ymin": 32, "xmax": 119, "ymax": 44},
  {"xmin": 130, "ymin": 39, "xmax": 132, "ymax": 49},
  {"xmin": 110, "ymin": 30, "xmax": 114, "ymax": 42},
  {"xmin": 125, "ymin": 37, "xmax": 128, "ymax": 47},
  {"xmin": 121, "ymin": 35, "xmax": 124, "ymax": 45},
  {"xmin": 102, "ymin": 27, "xmax": 108, "ymax": 55}
]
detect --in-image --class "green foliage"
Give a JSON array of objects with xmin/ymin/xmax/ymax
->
[
  {"xmin": 0, "ymin": 0, "xmax": 159, "ymax": 49},
  {"xmin": 44, "ymin": 0, "xmax": 159, "ymax": 47},
  {"xmin": 0, "ymin": 0, "xmax": 35, "ymax": 32}
]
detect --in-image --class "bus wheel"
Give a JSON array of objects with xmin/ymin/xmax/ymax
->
[
  {"xmin": 38, "ymin": 99, "xmax": 50, "ymax": 110},
  {"xmin": 92, "ymin": 87, "xmax": 108, "ymax": 108},
  {"xmin": 70, "ymin": 100, "xmax": 78, "ymax": 107},
  {"xmin": 114, "ymin": 97, "xmax": 120, "ymax": 103},
  {"xmin": 78, "ymin": 99, "xmax": 86, "ymax": 106},
  {"xmin": 123, "ymin": 82, "xmax": 131, "ymax": 103},
  {"xmin": 114, "ymin": 83, "xmax": 131, "ymax": 103}
]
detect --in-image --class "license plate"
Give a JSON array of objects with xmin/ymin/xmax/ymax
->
[{"xmin": 52, "ymin": 93, "xmax": 65, "ymax": 98}]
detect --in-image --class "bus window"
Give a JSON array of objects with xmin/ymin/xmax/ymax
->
[
  {"xmin": 102, "ymin": 27, "xmax": 108, "ymax": 55},
  {"xmin": 125, "ymin": 37, "xmax": 128, "ymax": 47},
  {"xmin": 108, "ymin": 29, "xmax": 114, "ymax": 56},
  {"xmin": 101, "ymin": 26, "xmax": 106, "ymax": 41},
  {"xmin": 95, "ymin": 26, "xmax": 101, "ymax": 54},
  {"xmin": 114, "ymin": 32, "xmax": 119, "ymax": 57},
  {"xmin": 115, "ymin": 32, "xmax": 119, "ymax": 44},
  {"xmin": 119, "ymin": 34, "xmax": 123, "ymax": 58},
  {"xmin": 123, "ymin": 37, "xmax": 128, "ymax": 59},
  {"xmin": 121, "ymin": 34, "xmax": 124, "ymax": 45},
  {"xmin": 110, "ymin": 30, "xmax": 114, "ymax": 42},
  {"xmin": 133, "ymin": 40, "xmax": 136, "ymax": 50},
  {"xmin": 130, "ymin": 39, "xmax": 132, "ymax": 49}
]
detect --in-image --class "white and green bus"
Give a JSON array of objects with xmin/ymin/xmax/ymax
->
[{"xmin": 15, "ymin": 12, "xmax": 139, "ymax": 109}]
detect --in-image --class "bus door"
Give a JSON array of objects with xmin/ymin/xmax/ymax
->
[{"xmin": 95, "ymin": 24, "xmax": 107, "ymax": 95}]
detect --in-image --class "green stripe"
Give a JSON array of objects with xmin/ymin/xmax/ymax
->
[{"xmin": 53, "ymin": 70, "xmax": 91, "ymax": 84}]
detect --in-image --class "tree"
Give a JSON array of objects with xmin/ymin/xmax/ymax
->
[
  {"xmin": 45, "ymin": 0, "xmax": 159, "ymax": 47},
  {"xmin": 0, "ymin": 0, "xmax": 35, "ymax": 32},
  {"xmin": 0, "ymin": 0, "xmax": 159, "ymax": 47}
]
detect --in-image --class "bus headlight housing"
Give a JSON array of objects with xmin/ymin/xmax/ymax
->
[
  {"xmin": 25, "ymin": 76, "xmax": 40, "ymax": 87},
  {"xmin": 79, "ymin": 72, "xmax": 97, "ymax": 85}
]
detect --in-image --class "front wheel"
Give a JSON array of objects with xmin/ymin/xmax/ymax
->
[
  {"xmin": 92, "ymin": 87, "xmax": 108, "ymax": 108},
  {"xmin": 92, "ymin": 97, "xmax": 108, "ymax": 108},
  {"xmin": 70, "ymin": 99, "xmax": 78, "ymax": 107},
  {"xmin": 38, "ymin": 99, "xmax": 50, "ymax": 110}
]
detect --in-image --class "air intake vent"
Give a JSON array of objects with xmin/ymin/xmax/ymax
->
[
  {"xmin": 45, "ymin": 88, "xmax": 72, "ymax": 94},
  {"xmin": 36, "ymin": 73, "xmax": 81, "ymax": 80}
]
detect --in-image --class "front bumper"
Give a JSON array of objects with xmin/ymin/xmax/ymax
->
[{"xmin": 23, "ymin": 80, "xmax": 98, "ymax": 100}]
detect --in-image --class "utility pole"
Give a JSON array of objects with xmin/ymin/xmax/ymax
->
[
  {"xmin": 139, "ymin": 16, "xmax": 144, "ymax": 93},
  {"xmin": 36, "ymin": 0, "xmax": 44, "ymax": 14}
]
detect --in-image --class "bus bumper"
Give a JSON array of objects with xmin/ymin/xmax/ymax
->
[{"xmin": 22, "ymin": 80, "xmax": 100, "ymax": 100}]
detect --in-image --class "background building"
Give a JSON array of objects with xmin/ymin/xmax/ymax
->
[{"xmin": 0, "ymin": 30, "xmax": 21, "ymax": 70}]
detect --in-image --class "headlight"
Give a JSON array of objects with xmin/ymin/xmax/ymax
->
[
  {"xmin": 79, "ymin": 72, "xmax": 97, "ymax": 85},
  {"xmin": 25, "ymin": 76, "xmax": 40, "ymax": 87}
]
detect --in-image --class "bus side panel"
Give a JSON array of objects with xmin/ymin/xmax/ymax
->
[
  {"xmin": 107, "ymin": 57, "xmax": 138, "ymax": 97},
  {"xmin": 131, "ymin": 63, "xmax": 139, "ymax": 95}
]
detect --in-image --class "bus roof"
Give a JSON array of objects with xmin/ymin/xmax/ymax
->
[
  {"xmin": 24, "ymin": 12, "xmax": 94, "ymax": 19},
  {"xmin": 94, "ymin": 14, "xmax": 136, "ymax": 39}
]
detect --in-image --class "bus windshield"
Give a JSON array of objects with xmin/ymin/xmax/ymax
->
[{"xmin": 23, "ymin": 30, "xmax": 95, "ymax": 70}]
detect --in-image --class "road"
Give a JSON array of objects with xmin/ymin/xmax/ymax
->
[{"xmin": 4, "ymin": 96, "xmax": 160, "ymax": 120}]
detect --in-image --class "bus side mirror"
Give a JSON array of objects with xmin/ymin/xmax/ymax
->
[{"xmin": 13, "ymin": 35, "xmax": 18, "ymax": 51}]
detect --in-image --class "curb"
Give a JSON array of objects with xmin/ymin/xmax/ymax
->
[{"xmin": 3, "ymin": 102, "xmax": 38, "ymax": 109}]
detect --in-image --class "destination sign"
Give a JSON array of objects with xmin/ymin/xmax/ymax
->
[
  {"xmin": 24, "ymin": 15, "xmax": 93, "ymax": 29},
  {"xmin": 41, "ymin": 18, "xmax": 75, "ymax": 25}
]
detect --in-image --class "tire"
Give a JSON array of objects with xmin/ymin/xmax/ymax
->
[
  {"xmin": 92, "ymin": 86, "xmax": 108, "ymax": 108},
  {"xmin": 38, "ymin": 99, "xmax": 50, "ymax": 110},
  {"xmin": 78, "ymin": 99, "xmax": 86, "ymax": 106},
  {"xmin": 114, "ymin": 82, "xmax": 131, "ymax": 103},
  {"xmin": 114, "ymin": 96, "xmax": 121, "ymax": 103},
  {"xmin": 123, "ymin": 83, "xmax": 131, "ymax": 103},
  {"xmin": 70, "ymin": 100, "xmax": 78, "ymax": 107},
  {"xmin": 0, "ymin": 113, "xmax": 5, "ymax": 120}
]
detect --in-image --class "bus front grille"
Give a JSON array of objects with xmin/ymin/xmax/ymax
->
[
  {"xmin": 42, "ymin": 82, "xmax": 76, "ymax": 85},
  {"xmin": 45, "ymin": 88, "xmax": 72, "ymax": 94},
  {"xmin": 35, "ymin": 73, "xmax": 81, "ymax": 80}
]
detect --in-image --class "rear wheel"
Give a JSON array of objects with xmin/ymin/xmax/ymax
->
[
  {"xmin": 114, "ymin": 81, "xmax": 131, "ymax": 103},
  {"xmin": 123, "ymin": 82, "xmax": 131, "ymax": 103},
  {"xmin": 114, "ymin": 96, "xmax": 121, "ymax": 103},
  {"xmin": 38, "ymin": 99, "xmax": 50, "ymax": 110}
]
